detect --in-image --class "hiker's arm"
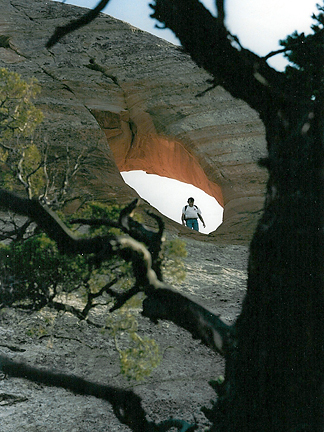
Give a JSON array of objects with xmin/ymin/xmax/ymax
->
[
  {"xmin": 198, "ymin": 213, "xmax": 206, "ymax": 228},
  {"xmin": 181, "ymin": 211, "xmax": 186, "ymax": 226}
]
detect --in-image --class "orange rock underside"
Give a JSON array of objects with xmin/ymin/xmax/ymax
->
[
  {"xmin": 90, "ymin": 107, "xmax": 223, "ymax": 205},
  {"xmin": 109, "ymin": 131, "xmax": 224, "ymax": 207}
]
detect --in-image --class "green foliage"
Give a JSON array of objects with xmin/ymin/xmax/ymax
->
[
  {"xmin": 81, "ymin": 201, "xmax": 121, "ymax": 222},
  {"xmin": 25, "ymin": 312, "xmax": 56, "ymax": 340},
  {"xmin": 119, "ymin": 334, "xmax": 161, "ymax": 381},
  {"xmin": 0, "ymin": 202, "xmax": 135, "ymax": 312},
  {"xmin": 76, "ymin": 201, "xmax": 143, "ymax": 235},
  {"xmin": 25, "ymin": 324, "xmax": 48, "ymax": 338},
  {"xmin": 279, "ymin": 2, "xmax": 324, "ymax": 99},
  {"xmin": 0, "ymin": 68, "xmax": 44, "ymax": 195},
  {"xmin": 162, "ymin": 238, "xmax": 187, "ymax": 283},
  {"xmin": 106, "ymin": 304, "xmax": 162, "ymax": 381},
  {"xmin": 73, "ymin": 201, "xmax": 135, "ymax": 285},
  {"xmin": 1, "ymin": 142, "xmax": 45, "ymax": 196},
  {"xmin": 0, "ymin": 67, "xmax": 43, "ymax": 142},
  {"xmin": 0, "ymin": 146, "xmax": 8, "ymax": 163},
  {"xmin": 73, "ymin": 203, "xmax": 187, "ymax": 381},
  {"xmin": 76, "ymin": 201, "xmax": 123, "ymax": 236},
  {"xmin": 0, "ymin": 67, "xmax": 189, "ymax": 383},
  {"xmin": 0, "ymin": 233, "xmax": 88, "ymax": 309}
]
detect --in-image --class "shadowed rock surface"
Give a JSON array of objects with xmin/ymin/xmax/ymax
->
[
  {"xmin": 0, "ymin": 0, "xmax": 267, "ymax": 243},
  {"xmin": 0, "ymin": 237, "xmax": 248, "ymax": 431}
]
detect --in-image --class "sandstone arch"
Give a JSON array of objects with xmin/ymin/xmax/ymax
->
[
  {"xmin": 90, "ymin": 108, "xmax": 223, "ymax": 206},
  {"xmin": 0, "ymin": 0, "xmax": 268, "ymax": 242}
]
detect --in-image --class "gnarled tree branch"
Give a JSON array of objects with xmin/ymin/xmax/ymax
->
[
  {"xmin": 0, "ymin": 189, "xmax": 232, "ymax": 355},
  {"xmin": 46, "ymin": 0, "xmax": 111, "ymax": 48},
  {"xmin": 143, "ymin": 287, "xmax": 233, "ymax": 356},
  {"xmin": 71, "ymin": 198, "xmax": 164, "ymax": 279},
  {"xmin": 150, "ymin": 0, "xmax": 287, "ymax": 116}
]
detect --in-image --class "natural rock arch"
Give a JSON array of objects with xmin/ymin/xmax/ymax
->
[
  {"xmin": 91, "ymin": 108, "xmax": 223, "ymax": 205},
  {"xmin": 0, "ymin": 0, "xmax": 268, "ymax": 242}
]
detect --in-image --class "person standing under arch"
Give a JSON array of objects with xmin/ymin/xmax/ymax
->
[{"xmin": 181, "ymin": 197, "xmax": 206, "ymax": 232}]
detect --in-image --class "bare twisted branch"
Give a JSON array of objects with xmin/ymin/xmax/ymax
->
[
  {"xmin": 46, "ymin": 0, "xmax": 111, "ymax": 48},
  {"xmin": 0, "ymin": 189, "xmax": 232, "ymax": 355},
  {"xmin": 0, "ymin": 189, "xmax": 234, "ymax": 430}
]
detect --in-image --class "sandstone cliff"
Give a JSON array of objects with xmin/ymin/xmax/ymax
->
[{"xmin": 0, "ymin": 0, "xmax": 268, "ymax": 243}]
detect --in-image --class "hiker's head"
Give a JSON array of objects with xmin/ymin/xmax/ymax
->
[{"xmin": 187, "ymin": 197, "xmax": 194, "ymax": 206}]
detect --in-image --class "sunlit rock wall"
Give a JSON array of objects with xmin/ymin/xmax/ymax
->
[{"xmin": 0, "ymin": 0, "xmax": 268, "ymax": 243}]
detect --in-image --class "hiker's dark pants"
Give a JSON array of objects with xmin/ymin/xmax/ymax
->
[{"xmin": 186, "ymin": 218, "xmax": 199, "ymax": 231}]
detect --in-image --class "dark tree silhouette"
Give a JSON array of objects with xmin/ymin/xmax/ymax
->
[
  {"xmin": 0, "ymin": 1, "xmax": 324, "ymax": 431},
  {"xmin": 149, "ymin": 1, "xmax": 324, "ymax": 431},
  {"xmin": 46, "ymin": 0, "xmax": 110, "ymax": 48}
]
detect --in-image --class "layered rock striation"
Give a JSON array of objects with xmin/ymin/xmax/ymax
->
[{"xmin": 0, "ymin": 0, "xmax": 268, "ymax": 243}]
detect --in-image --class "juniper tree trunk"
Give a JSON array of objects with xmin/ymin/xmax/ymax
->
[
  {"xmin": 211, "ymin": 102, "xmax": 324, "ymax": 431},
  {"xmin": 150, "ymin": 1, "xmax": 324, "ymax": 430}
]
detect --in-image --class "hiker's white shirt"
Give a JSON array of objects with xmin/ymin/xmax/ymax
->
[{"xmin": 182, "ymin": 205, "xmax": 201, "ymax": 219}]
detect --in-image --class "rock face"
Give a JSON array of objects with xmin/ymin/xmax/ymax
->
[{"xmin": 0, "ymin": 0, "xmax": 268, "ymax": 243}]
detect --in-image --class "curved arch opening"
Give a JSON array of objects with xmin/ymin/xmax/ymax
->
[
  {"xmin": 121, "ymin": 170, "xmax": 223, "ymax": 234},
  {"xmin": 91, "ymin": 108, "xmax": 224, "ymax": 233}
]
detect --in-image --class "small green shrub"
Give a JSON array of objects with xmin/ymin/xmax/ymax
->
[
  {"xmin": 0, "ymin": 234, "xmax": 87, "ymax": 309},
  {"xmin": 106, "ymin": 303, "xmax": 162, "ymax": 381},
  {"xmin": 162, "ymin": 238, "xmax": 187, "ymax": 283},
  {"xmin": 0, "ymin": 68, "xmax": 43, "ymax": 194},
  {"xmin": 0, "ymin": 67, "xmax": 43, "ymax": 143},
  {"xmin": 119, "ymin": 334, "xmax": 161, "ymax": 381}
]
